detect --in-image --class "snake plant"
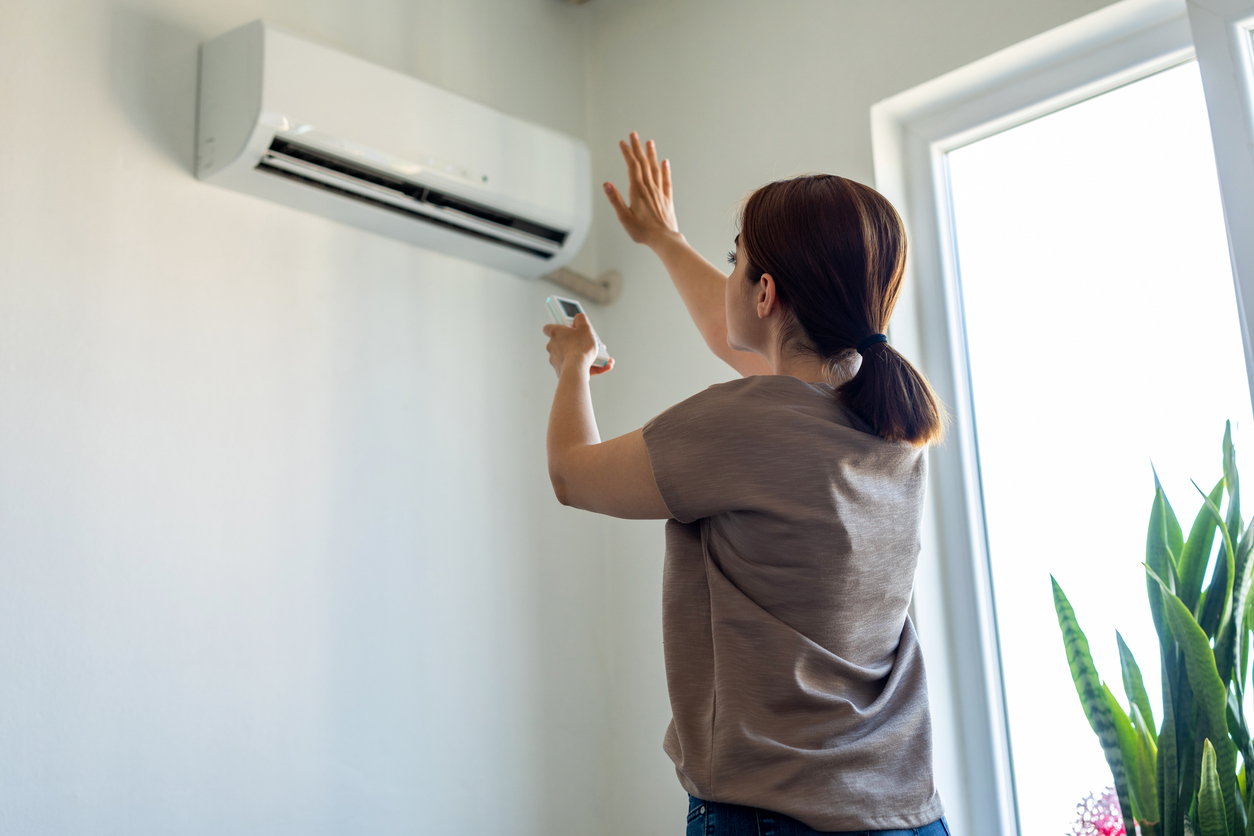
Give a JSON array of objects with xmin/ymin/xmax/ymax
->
[{"xmin": 1055, "ymin": 422, "xmax": 1254, "ymax": 836}]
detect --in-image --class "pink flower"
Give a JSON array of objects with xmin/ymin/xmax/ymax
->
[{"xmin": 1071, "ymin": 787, "xmax": 1126, "ymax": 836}]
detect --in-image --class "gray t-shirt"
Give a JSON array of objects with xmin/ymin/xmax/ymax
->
[{"xmin": 641, "ymin": 374, "xmax": 942, "ymax": 831}]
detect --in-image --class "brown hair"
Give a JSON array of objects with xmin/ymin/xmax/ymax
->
[{"xmin": 739, "ymin": 175, "xmax": 944, "ymax": 447}]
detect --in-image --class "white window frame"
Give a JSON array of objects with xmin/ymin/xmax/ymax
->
[
  {"xmin": 1189, "ymin": 0, "xmax": 1254, "ymax": 393},
  {"xmin": 871, "ymin": 0, "xmax": 1254, "ymax": 834}
]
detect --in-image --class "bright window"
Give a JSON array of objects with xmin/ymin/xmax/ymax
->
[{"xmin": 945, "ymin": 60, "xmax": 1252, "ymax": 834}]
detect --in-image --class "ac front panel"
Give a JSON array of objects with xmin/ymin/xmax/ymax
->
[
  {"xmin": 260, "ymin": 26, "xmax": 584, "ymax": 230},
  {"xmin": 196, "ymin": 20, "xmax": 592, "ymax": 279}
]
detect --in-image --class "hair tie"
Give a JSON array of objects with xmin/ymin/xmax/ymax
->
[{"xmin": 856, "ymin": 333, "xmax": 888, "ymax": 354}]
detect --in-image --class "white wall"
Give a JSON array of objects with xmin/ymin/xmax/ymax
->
[
  {"xmin": 1, "ymin": 1, "xmax": 1134, "ymax": 834},
  {"xmin": 0, "ymin": 1, "xmax": 608, "ymax": 833},
  {"xmin": 581, "ymin": 2, "xmax": 1119, "ymax": 834}
]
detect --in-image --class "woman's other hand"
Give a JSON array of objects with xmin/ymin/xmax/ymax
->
[
  {"xmin": 544, "ymin": 313, "xmax": 615, "ymax": 378},
  {"xmin": 604, "ymin": 132, "xmax": 680, "ymax": 248}
]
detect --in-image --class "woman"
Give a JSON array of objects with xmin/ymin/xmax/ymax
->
[{"xmin": 542, "ymin": 132, "xmax": 947, "ymax": 836}]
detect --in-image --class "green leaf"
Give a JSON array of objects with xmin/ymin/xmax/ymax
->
[
  {"xmin": 1238, "ymin": 773, "xmax": 1250, "ymax": 836},
  {"xmin": 1226, "ymin": 680, "xmax": 1254, "ymax": 833},
  {"xmin": 1131, "ymin": 702, "xmax": 1161, "ymax": 827},
  {"xmin": 1202, "ymin": 555, "xmax": 1235, "ymax": 640},
  {"xmin": 1150, "ymin": 486, "xmax": 1182, "ymax": 650},
  {"xmin": 1244, "ymin": 589, "xmax": 1254, "ymax": 692},
  {"xmin": 1198, "ymin": 480, "xmax": 1239, "ymax": 639},
  {"xmin": 1152, "ymin": 570, "xmax": 1238, "ymax": 835},
  {"xmin": 1180, "ymin": 478, "xmax": 1227, "ymax": 613},
  {"xmin": 1120, "ymin": 631, "xmax": 1158, "ymax": 745},
  {"xmin": 1225, "ymin": 421, "xmax": 1242, "ymax": 547},
  {"xmin": 1156, "ymin": 465, "xmax": 1187, "ymax": 562},
  {"xmin": 1053, "ymin": 576, "xmax": 1135, "ymax": 835},
  {"xmin": 1200, "ymin": 738, "xmax": 1231, "ymax": 836},
  {"xmin": 1147, "ymin": 562, "xmax": 1193, "ymax": 836},
  {"xmin": 1160, "ymin": 654, "xmax": 1179, "ymax": 836},
  {"xmin": 1177, "ymin": 677, "xmax": 1197, "ymax": 836},
  {"xmin": 1226, "ymin": 680, "xmax": 1254, "ymax": 772},
  {"xmin": 1108, "ymin": 684, "xmax": 1145, "ymax": 822},
  {"xmin": 1217, "ymin": 523, "xmax": 1254, "ymax": 685},
  {"xmin": 1132, "ymin": 702, "xmax": 1159, "ymax": 760}
]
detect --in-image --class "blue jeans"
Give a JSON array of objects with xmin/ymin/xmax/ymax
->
[{"xmin": 686, "ymin": 795, "xmax": 951, "ymax": 836}]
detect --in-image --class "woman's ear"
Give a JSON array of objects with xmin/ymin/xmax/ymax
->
[{"xmin": 756, "ymin": 273, "xmax": 779, "ymax": 320}]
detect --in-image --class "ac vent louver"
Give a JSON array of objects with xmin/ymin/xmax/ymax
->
[{"xmin": 256, "ymin": 138, "xmax": 568, "ymax": 259}]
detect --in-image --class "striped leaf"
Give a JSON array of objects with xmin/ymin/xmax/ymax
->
[
  {"xmin": 1198, "ymin": 481, "xmax": 1239, "ymax": 639},
  {"xmin": 1149, "ymin": 486, "xmax": 1182, "ymax": 651},
  {"xmin": 1201, "ymin": 554, "xmax": 1234, "ymax": 640},
  {"xmin": 1238, "ymin": 775, "xmax": 1249, "ymax": 836},
  {"xmin": 1160, "ymin": 652, "xmax": 1179, "ymax": 836},
  {"xmin": 1200, "ymin": 738, "xmax": 1231, "ymax": 836},
  {"xmin": 1053, "ymin": 577, "xmax": 1135, "ymax": 835},
  {"xmin": 1155, "ymin": 465, "xmax": 1186, "ymax": 565},
  {"xmin": 1152, "ymin": 570, "xmax": 1238, "ymax": 835},
  {"xmin": 1243, "ymin": 592, "xmax": 1254, "ymax": 692},
  {"xmin": 1217, "ymin": 523, "xmax": 1254, "ymax": 686},
  {"xmin": 1246, "ymin": 776, "xmax": 1254, "ymax": 836},
  {"xmin": 1225, "ymin": 422, "xmax": 1241, "ymax": 547},
  {"xmin": 1120, "ymin": 631, "xmax": 1158, "ymax": 744},
  {"xmin": 1108, "ymin": 684, "xmax": 1145, "ymax": 822},
  {"xmin": 1180, "ymin": 479, "xmax": 1226, "ymax": 614},
  {"xmin": 1130, "ymin": 702, "xmax": 1161, "ymax": 828},
  {"xmin": 1226, "ymin": 681, "xmax": 1254, "ymax": 777},
  {"xmin": 1178, "ymin": 679, "xmax": 1198, "ymax": 836}
]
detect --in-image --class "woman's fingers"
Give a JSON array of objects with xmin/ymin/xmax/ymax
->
[
  {"xmin": 645, "ymin": 139, "xmax": 662, "ymax": 187},
  {"xmin": 589, "ymin": 357, "xmax": 614, "ymax": 376},
  {"xmin": 610, "ymin": 133, "xmax": 677, "ymax": 243},
  {"xmin": 543, "ymin": 318, "xmax": 603, "ymax": 378},
  {"xmin": 622, "ymin": 133, "xmax": 667, "ymax": 195},
  {"xmin": 619, "ymin": 139, "xmax": 643, "ymax": 187},
  {"xmin": 603, "ymin": 181, "xmax": 631, "ymax": 220},
  {"xmin": 629, "ymin": 133, "xmax": 653, "ymax": 186},
  {"xmin": 629, "ymin": 131, "xmax": 646, "ymax": 162},
  {"xmin": 634, "ymin": 133, "xmax": 661, "ymax": 190}
]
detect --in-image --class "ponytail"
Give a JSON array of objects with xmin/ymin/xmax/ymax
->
[
  {"xmin": 740, "ymin": 175, "xmax": 944, "ymax": 447},
  {"xmin": 837, "ymin": 343, "xmax": 943, "ymax": 446}
]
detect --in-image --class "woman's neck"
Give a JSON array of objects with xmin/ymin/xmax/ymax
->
[{"xmin": 763, "ymin": 341, "xmax": 832, "ymax": 384}]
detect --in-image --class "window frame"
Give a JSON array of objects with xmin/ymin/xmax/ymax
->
[
  {"xmin": 868, "ymin": 0, "xmax": 1254, "ymax": 833},
  {"xmin": 1188, "ymin": 0, "xmax": 1254, "ymax": 397}
]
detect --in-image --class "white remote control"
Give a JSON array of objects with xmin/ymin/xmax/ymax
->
[{"xmin": 545, "ymin": 295, "xmax": 610, "ymax": 368}]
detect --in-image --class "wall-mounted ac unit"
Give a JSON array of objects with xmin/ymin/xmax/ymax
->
[{"xmin": 196, "ymin": 21, "xmax": 592, "ymax": 279}]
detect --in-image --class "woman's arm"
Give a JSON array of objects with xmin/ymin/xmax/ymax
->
[
  {"xmin": 648, "ymin": 232, "xmax": 772, "ymax": 377},
  {"xmin": 544, "ymin": 313, "xmax": 671, "ymax": 520},
  {"xmin": 604, "ymin": 133, "xmax": 773, "ymax": 378}
]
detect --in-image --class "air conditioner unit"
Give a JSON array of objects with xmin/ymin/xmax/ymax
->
[{"xmin": 196, "ymin": 21, "xmax": 592, "ymax": 279}]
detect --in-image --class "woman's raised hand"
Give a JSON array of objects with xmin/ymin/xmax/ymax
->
[{"xmin": 603, "ymin": 132, "xmax": 680, "ymax": 248}]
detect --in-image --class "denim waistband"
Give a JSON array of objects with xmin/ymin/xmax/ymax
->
[{"xmin": 686, "ymin": 794, "xmax": 949, "ymax": 836}]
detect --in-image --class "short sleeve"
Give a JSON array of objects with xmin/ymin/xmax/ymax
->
[{"xmin": 642, "ymin": 380, "xmax": 781, "ymax": 523}]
